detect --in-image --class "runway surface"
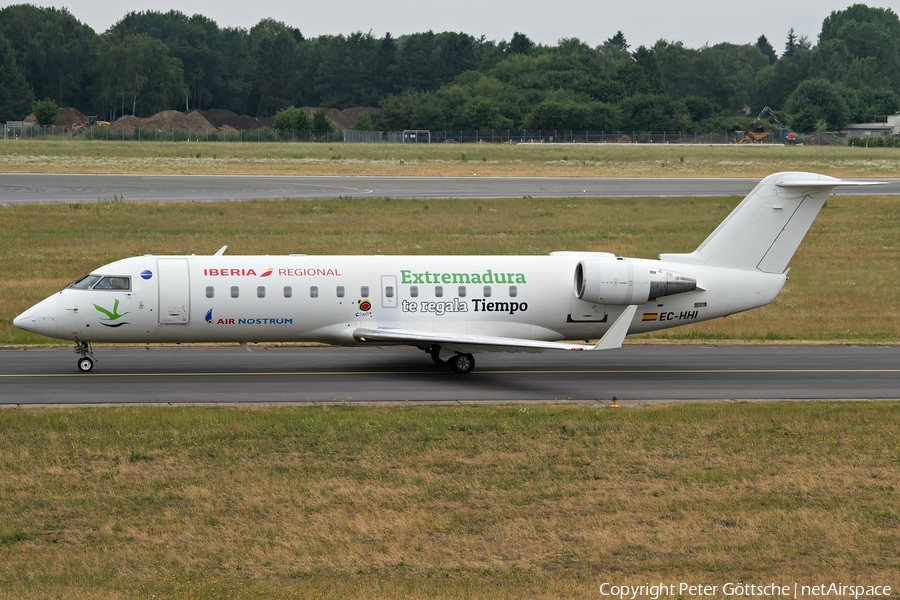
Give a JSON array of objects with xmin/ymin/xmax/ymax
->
[
  {"xmin": 2, "ymin": 174, "xmax": 900, "ymax": 203},
  {"xmin": 1, "ymin": 345, "xmax": 897, "ymax": 405}
]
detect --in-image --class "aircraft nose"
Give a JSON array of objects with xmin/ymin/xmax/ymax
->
[
  {"xmin": 14, "ymin": 295, "xmax": 57, "ymax": 337},
  {"xmin": 13, "ymin": 309, "xmax": 37, "ymax": 332}
]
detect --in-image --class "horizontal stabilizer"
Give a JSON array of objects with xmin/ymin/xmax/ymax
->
[{"xmin": 777, "ymin": 179, "xmax": 883, "ymax": 189}]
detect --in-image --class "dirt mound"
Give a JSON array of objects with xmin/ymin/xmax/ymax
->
[
  {"xmin": 189, "ymin": 109, "xmax": 272, "ymax": 130},
  {"xmin": 144, "ymin": 110, "xmax": 215, "ymax": 132},
  {"xmin": 218, "ymin": 124, "xmax": 239, "ymax": 135},
  {"xmin": 335, "ymin": 107, "xmax": 379, "ymax": 129},
  {"xmin": 109, "ymin": 115, "xmax": 143, "ymax": 134},
  {"xmin": 23, "ymin": 107, "xmax": 86, "ymax": 128}
]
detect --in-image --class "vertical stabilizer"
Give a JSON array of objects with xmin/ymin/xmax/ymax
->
[{"xmin": 660, "ymin": 172, "xmax": 882, "ymax": 273}]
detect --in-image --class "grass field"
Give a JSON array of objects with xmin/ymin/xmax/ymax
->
[
  {"xmin": 2, "ymin": 139, "xmax": 900, "ymax": 177},
  {"xmin": 0, "ymin": 403, "xmax": 897, "ymax": 599},
  {"xmin": 2, "ymin": 193, "xmax": 899, "ymax": 346},
  {"xmin": 2, "ymin": 142, "xmax": 899, "ymax": 599}
]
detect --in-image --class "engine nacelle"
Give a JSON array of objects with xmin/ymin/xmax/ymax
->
[{"xmin": 574, "ymin": 258, "xmax": 697, "ymax": 305}]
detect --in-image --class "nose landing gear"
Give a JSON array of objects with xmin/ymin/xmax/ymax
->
[{"xmin": 74, "ymin": 341, "xmax": 95, "ymax": 372}]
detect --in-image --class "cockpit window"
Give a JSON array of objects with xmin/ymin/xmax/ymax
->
[
  {"xmin": 94, "ymin": 276, "xmax": 131, "ymax": 290},
  {"xmin": 70, "ymin": 275, "xmax": 102, "ymax": 289},
  {"xmin": 69, "ymin": 275, "xmax": 131, "ymax": 290}
]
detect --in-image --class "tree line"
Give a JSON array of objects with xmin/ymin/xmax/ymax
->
[{"xmin": 0, "ymin": 3, "xmax": 898, "ymax": 134}]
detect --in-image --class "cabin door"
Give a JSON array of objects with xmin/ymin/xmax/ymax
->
[{"xmin": 157, "ymin": 259, "xmax": 191, "ymax": 325}]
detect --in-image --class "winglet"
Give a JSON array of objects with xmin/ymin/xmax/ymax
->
[
  {"xmin": 592, "ymin": 305, "xmax": 637, "ymax": 350},
  {"xmin": 214, "ymin": 245, "xmax": 228, "ymax": 256}
]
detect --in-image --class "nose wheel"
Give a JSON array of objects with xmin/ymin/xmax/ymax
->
[{"xmin": 74, "ymin": 342, "xmax": 95, "ymax": 373}]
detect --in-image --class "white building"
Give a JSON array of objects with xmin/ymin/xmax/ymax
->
[{"xmin": 842, "ymin": 115, "xmax": 900, "ymax": 138}]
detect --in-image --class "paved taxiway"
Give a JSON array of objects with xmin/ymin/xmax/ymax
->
[
  {"xmin": 1, "ymin": 345, "xmax": 897, "ymax": 404},
  {"xmin": 2, "ymin": 174, "xmax": 900, "ymax": 204}
]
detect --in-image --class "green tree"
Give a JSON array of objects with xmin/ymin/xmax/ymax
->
[
  {"xmin": 395, "ymin": 31, "xmax": 438, "ymax": 91},
  {"xmin": 0, "ymin": 5, "xmax": 95, "ymax": 107},
  {"xmin": 0, "ymin": 30, "xmax": 34, "ymax": 122},
  {"xmin": 249, "ymin": 19, "xmax": 301, "ymax": 116},
  {"xmin": 605, "ymin": 31, "xmax": 629, "ymax": 52},
  {"xmin": 351, "ymin": 111, "xmax": 377, "ymax": 130},
  {"xmin": 94, "ymin": 32, "xmax": 186, "ymax": 118},
  {"xmin": 450, "ymin": 98, "xmax": 512, "ymax": 130},
  {"xmin": 314, "ymin": 33, "xmax": 375, "ymax": 108},
  {"xmin": 33, "ymin": 98, "xmax": 58, "ymax": 125},
  {"xmin": 618, "ymin": 94, "xmax": 689, "ymax": 132},
  {"xmin": 312, "ymin": 107, "xmax": 335, "ymax": 132},
  {"xmin": 782, "ymin": 27, "xmax": 810, "ymax": 60},
  {"xmin": 756, "ymin": 35, "xmax": 777, "ymax": 65},
  {"xmin": 819, "ymin": 4, "xmax": 900, "ymax": 94},
  {"xmin": 809, "ymin": 39, "xmax": 850, "ymax": 82},
  {"xmin": 755, "ymin": 51, "xmax": 811, "ymax": 110},
  {"xmin": 785, "ymin": 78, "xmax": 849, "ymax": 130},
  {"xmin": 272, "ymin": 106, "xmax": 311, "ymax": 131},
  {"xmin": 506, "ymin": 32, "xmax": 535, "ymax": 56},
  {"xmin": 112, "ymin": 11, "xmax": 225, "ymax": 110},
  {"xmin": 433, "ymin": 31, "xmax": 477, "ymax": 85}
]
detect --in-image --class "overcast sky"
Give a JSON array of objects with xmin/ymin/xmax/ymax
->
[{"xmin": 2, "ymin": 0, "xmax": 892, "ymax": 51}]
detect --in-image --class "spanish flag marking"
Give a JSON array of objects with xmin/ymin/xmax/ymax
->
[{"xmin": 642, "ymin": 313, "xmax": 658, "ymax": 322}]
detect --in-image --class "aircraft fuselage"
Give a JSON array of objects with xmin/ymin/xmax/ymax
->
[{"xmin": 18, "ymin": 253, "xmax": 784, "ymax": 345}]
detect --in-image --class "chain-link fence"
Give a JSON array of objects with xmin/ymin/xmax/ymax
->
[{"xmin": 4, "ymin": 123, "xmax": 847, "ymax": 145}]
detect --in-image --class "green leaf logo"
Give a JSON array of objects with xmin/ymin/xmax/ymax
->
[{"xmin": 94, "ymin": 299, "xmax": 130, "ymax": 326}]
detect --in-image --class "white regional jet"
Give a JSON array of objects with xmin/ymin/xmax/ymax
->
[{"xmin": 14, "ymin": 172, "xmax": 881, "ymax": 374}]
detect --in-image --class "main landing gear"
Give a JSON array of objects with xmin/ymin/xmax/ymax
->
[
  {"xmin": 425, "ymin": 345, "xmax": 475, "ymax": 374},
  {"xmin": 74, "ymin": 341, "xmax": 95, "ymax": 372}
]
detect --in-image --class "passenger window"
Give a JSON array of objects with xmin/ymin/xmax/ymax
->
[
  {"xmin": 509, "ymin": 286, "xmax": 517, "ymax": 297},
  {"xmin": 206, "ymin": 286, "xmax": 215, "ymax": 299},
  {"xmin": 361, "ymin": 286, "xmax": 369, "ymax": 297},
  {"xmin": 257, "ymin": 286, "xmax": 266, "ymax": 298},
  {"xmin": 458, "ymin": 286, "xmax": 466, "ymax": 297},
  {"xmin": 385, "ymin": 286, "xmax": 394, "ymax": 298},
  {"xmin": 410, "ymin": 286, "xmax": 418, "ymax": 298},
  {"xmin": 70, "ymin": 274, "xmax": 101, "ymax": 289},
  {"xmin": 484, "ymin": 285, "xmax": 492, "ymax": 297},
  {"xmin": 336, "ymin": 286, "xmax": 345, "ymax": 298},
  {"xmin": 231, "ymin": 286, "xmax": 239, "ymax": 298},
  {"xmin": 284, "ymin": 286, "xmax": 292, "ymax": 298},
  {"xmin": 310, "ymin": 286, "xmax": 319, "ymax": 298},
  {"xmin": 435, "ymin": 286, "xmax": 443, "ymax": 298}
]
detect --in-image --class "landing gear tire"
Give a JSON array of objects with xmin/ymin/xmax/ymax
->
[
  {"xmin": 449, "ymin": 353, "xmax": 475, "ymax": 374},
  {"xmin": 74, "ymin": 341, "xmax": 95, "ymax": 373},
  {"xmin": 430, "ymin": 346, "xmax": 445, "ymax": 365}
]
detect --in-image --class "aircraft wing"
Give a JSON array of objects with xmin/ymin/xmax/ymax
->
[{"xmin": 352, "ymin": 305, "xmax": 637, "ymax": 354}]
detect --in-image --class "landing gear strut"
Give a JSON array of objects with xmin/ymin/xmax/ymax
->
[
  {"xmin": 428, "ymin": 345, "xmax": 445, "ymax": 365},
  {"xmin": 74, "ymin": 341, "xmax": 95, "ymax": 372}
]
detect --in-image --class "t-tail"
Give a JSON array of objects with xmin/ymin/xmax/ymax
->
[{"xmin": 661, "ymin": 172, "xmax": 883, "ymax": 273}]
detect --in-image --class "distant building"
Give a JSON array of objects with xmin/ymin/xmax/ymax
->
[{"xmin": 842, "ymin": 115, "xmax": 900, "ymax": 138}]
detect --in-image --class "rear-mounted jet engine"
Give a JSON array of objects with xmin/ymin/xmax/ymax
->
[{"xmin": 574, "ymin": 258, "xmax": 697, "ymax": 305}]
